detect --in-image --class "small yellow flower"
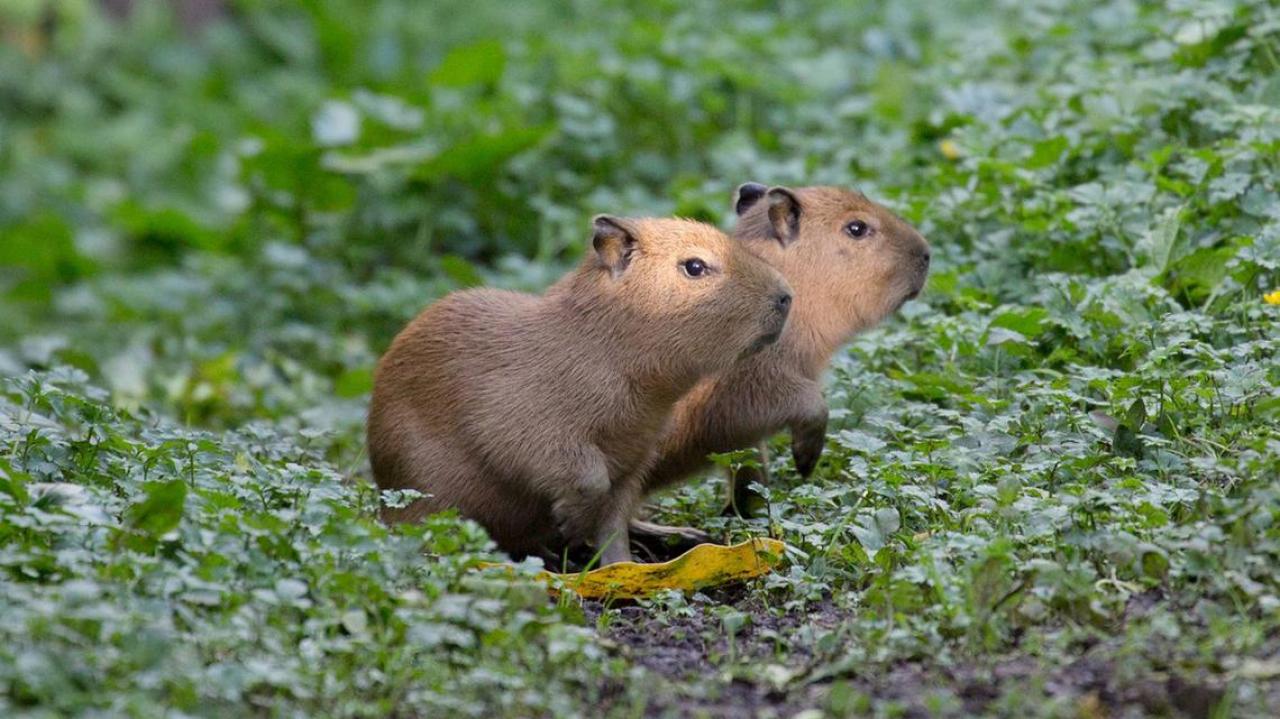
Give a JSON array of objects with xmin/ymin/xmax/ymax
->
[
  {"xmin": 1266, "ymin": 290, "xmax": 1280, "ymax": 305},
  {"xmin": 939, "ymin": 139, "xmax": 962, "ymax": 160}
]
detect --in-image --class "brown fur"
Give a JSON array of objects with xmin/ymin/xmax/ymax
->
[
  {"xmin": 367, "ymin": 216, "xmax": 792, "ymax": 565},
  {"xmin": 634, "ymin": 186, "xmax": 930, "ymax": 540}
]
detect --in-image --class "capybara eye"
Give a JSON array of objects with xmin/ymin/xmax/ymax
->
[
  {"xmin": 682, "ymin": 258, "xmax": 708, "ymax": 277},
  {"xmin": 844, "ymin": 220, "xmax": 870, "ymax": 238}
]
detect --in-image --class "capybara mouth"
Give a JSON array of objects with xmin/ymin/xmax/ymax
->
[
  {"xmin": 741, "ymin": 296, "xmax": 790, "ymax": 358},
  {"xmin": 898, "ymin": 273, "xmax": 927, "ymax": 307},
  {"xmin": 740, "ymin": 328, "xmax": 783, "ymax": 358},
  {"xmin": 893, "ymin": 285, "xmax": 923, "ymax": 313}
]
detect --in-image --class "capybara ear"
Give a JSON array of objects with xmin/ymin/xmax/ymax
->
[
  {"xmin": 733, "ymin": 182, "xmax": 768, "ymax": 216},
  {"xmin": 765, "ymin": 187, "xmax": 801, "ymax": 246},
  {"xmin": 591, "ymin": 215, "xmax": 639, "ymax": 278}
]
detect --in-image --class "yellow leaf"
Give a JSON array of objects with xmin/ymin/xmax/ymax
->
[
  {"xmin": 939, "ymin": 139, "xmax": 962, "ymax": 160},
  {"xmin": 477, "ymin": 538, "xmax": 787, "ymax": 600},
  {"xmin": 1264, "ymin": 290, "xmax": 1280, "ymax": 305}
]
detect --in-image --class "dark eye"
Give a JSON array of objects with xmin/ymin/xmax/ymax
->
[
  {"xmin": 682, "ymin": 258, "xmax": 708, "ymax": 278},
  {"xmin": 845, "ymin": 220, "xmax": 870, "ymax": 238}
]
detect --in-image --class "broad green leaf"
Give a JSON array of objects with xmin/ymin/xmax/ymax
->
[
  {"xmin": 989, "ymin": 307, "xmax": 1049, "ymax": 338},
  {"xmin": 414, "ymin": 126, "xmax": 551, "ymax": 182},
  {"xmin": 1139, "ymin": 206, "xmax": 1183, "ymax": 275},
  {"xmin": 430, "ymin": 40, "xmax": 506, "ymax": 87},
  {"xmin": 125, "ymin": 480, "xmax": 188, "ymax": 537}
]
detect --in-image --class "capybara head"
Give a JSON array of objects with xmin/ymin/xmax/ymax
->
[
  {"xmin": 732, "ymin": 184, "xmax": 930, "ymax": 350},
  {"xmin": 586, "ymin": 215, "xmax": 793, "ymax": 374}
]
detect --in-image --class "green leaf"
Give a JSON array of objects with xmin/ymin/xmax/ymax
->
[
  {"xmin": 1027, "ymin": 135, "xmax": 1070, "ymax": 169},
  {"xmin": 1113, "ymin": 424, "xmax": 1144, "ymax": 459},
  {"xmin": 1139, "ymin": 206, "xmax": 1183, "ymax": 275},
  {"xmin": 1164, "ymin": 245, "xmax": 1237, "ymax": 302},
  {"xmin": 415, "ymin": 126, "xmax": 551, "ymax": 182},
  {"xmin": 873, "ymin": 507, "xmax": 900, "ymax": 536},
  {"xmin": 835, "ymin": 430, "xmax": 887, "ymax": 454},
  {"xmin": 969, "ymin": 555, "xmax": 1011, "ymax": 614},
  {"xmin": 340, "ymin": 609, "xmax": 369, "ymax": 636},
  {"xmin": 440, "ymin": 255, "xmax": 484, "ymax": 288},
  {"xmin": 1125, "ymin": 399, "xmax": 1147, "ymax": 429},
  {"xmin": 989, "ymin": 307, "xmax": 1049, "ymax": 338},
  {"xmin": 1139, "ymin": 544, "xmax": 1169, "ymax": 579},
  {"xmin": 0, "ymin": 458, "xmax": 30, "ymax": 504},
  {"xmin": 0, "ymin": 213, "xmax": 92, "ymax": 302},
  {"xmin": 721, "ymin": 610, "xmax": 749, "ymax": 636},
  {"xmin": 334, "ymin": 367, "xmax": 374, "ymax": 399},
  {"xmin": 430, "ymin": 40, "xmax": 506, "ymax": 87},
  {"xmin": 997, "ymin": 475, "xmax": 1021, "ymax": 505},
  {"xmin": 985, "ymin": 327, "xmax": 1030, "ymax": 346},
  {"xmin": 125, "ymin": 480, "xmax": 188, "ymax": 538},
  {"xmin": 852, "ymin": 509, "xmax": 899, "ymax": 553}
]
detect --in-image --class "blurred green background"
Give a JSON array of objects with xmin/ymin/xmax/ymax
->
[
  {"xmin": 5, "ymin": 0, "xmax": 1273, "ymax": 443},
  {"xmin": 2, "ymin": 0, "xmax": 988, "ymax": 437}
]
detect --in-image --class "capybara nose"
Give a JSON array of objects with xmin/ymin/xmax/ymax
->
[
  {"xmin": 776, "ymin": 292, "xmax": 792, "ymax": 314},
  {"xmin": 917, "ymin": 249, "xmax": 931, "ymax": 273}
]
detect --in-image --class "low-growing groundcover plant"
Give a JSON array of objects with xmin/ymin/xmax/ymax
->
[{"xmin": 2, "ymin": 0, "xmax": 1279, "ymax": 716}]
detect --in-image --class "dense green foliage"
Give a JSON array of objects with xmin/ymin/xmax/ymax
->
[{"xmin": 2, "ymin": 0, "xmax": 1279, "ymax": 716}]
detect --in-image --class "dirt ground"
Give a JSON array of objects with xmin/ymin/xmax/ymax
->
[{"xmin": 586, "ymin": 589, "xmax": 1238, "ymax": 719}]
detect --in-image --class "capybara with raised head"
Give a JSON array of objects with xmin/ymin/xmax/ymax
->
[
  {"xmin": 368, "ymin": 215, "xmax": 793, "ymax": 565},
  {"xmin": 633, "ymin": 185, "xmax": 930, "ymax": 544}
]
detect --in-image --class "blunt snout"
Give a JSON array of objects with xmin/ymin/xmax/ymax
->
[
  {"xmin": 765, "ymin": 289, "xmax": 792, "ymax": 337},
  {"xmin": 903, "ymin": 234, "xmax": 931, "ymax": 301},
  {"xmin": 918, "ymin": 248, "xmax": 931, "ymax": 274},
  {"xmin": 735, "ymin": 251, "xmax": 792, "ymax": 349},
  {"xmin": 914, "ymin": 233, "xmax": 932, "ymax": 272},
  {"xmin": 758, "ymin": 278, "xmax": 792, "ymax": 345},
  {"xmin": 766, "ymin": 274, "xmax": 793, "ymax": 322}
]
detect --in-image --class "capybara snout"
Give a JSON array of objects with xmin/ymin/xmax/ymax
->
[
  {"xmin": 725, "ymin": 244, "xmax": 793, "ymax": 356},
  {"xmin": 765, "ymin": 289, "xmax": 792, "ymax": 337}
]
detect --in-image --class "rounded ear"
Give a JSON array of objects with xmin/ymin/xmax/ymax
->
[
  {"xmin": 765, "ymin": 187, "xmax": 801, "ymax": 246},
  {"xmin": 591, "ymin": 215, "xmax": 639, "ymax": 278},
  {"xmin": 733, "ymin": 182, "xmax": 768, "ymax": 216}
]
